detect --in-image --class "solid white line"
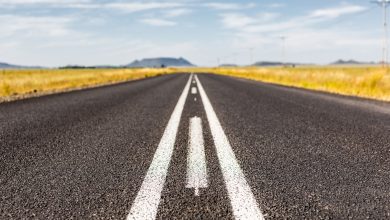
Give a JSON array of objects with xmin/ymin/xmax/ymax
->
[
  {"xmin": 191, "ymin": 87, "xmax": 197, "ymax": 94},
  {"xmin": 186, "ymin": 117, "xmax": 208, "ymax": 196},
  {"xmin": 195, "ymin": 75, "xmax": 264, "ymax": 220},
  {"xmin": 127, "ymin": 74, "xmax": 193, "ymax": 220}
]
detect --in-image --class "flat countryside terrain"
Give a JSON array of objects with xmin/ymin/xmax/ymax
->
[{"xmin": 1, "ymin": 66, "xmax": 390, "ymax": 102}]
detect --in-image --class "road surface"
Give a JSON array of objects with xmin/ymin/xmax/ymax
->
[{"xmin": 1, "ymin": 73, "xmax": 389, "ymax": 219}]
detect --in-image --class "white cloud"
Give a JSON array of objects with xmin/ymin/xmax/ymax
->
[
  {"xmin": 0, "ymin": 0, "xmax": 90, "ymax": 4},
  {"xmin": 220, "ymin": 13, "xmax": 296, "ymax": 33},
  {"xmin": 106, "ymin": 2, "xmax": 183, "ymax": 13},
  {"xmin": 0, "ymin": 1, "xmax": 184, "ymax": 13},
  {"xmin": 267, "ymin": 3, "xmax": 285, "ymax": 8},
  {"xmin": 0, "ymin": 0, "xmax": 92, "ymax": 7},
  {"xmin": 220, "ymin": 13, "xmax": 256, "ymax": 29},
  {"xmin": 0, "ymin": 1, "xmax": 254, "ymax": 14},
  {"xmin": 256, "ymin": 12, "xmax": 280, "ymax": 22},
  {"xmin": 140, "ymin": 18, "xmax": 177, "ymax": 26},
  {"xmin": 0, "ymin": 15, "xmax": 75, "ymax": 37},
  {"xmin": 309, "ymin": 4, "xmax": 366, "ymax": 19},
  {"xmin": 216, "ymin": 3, "xmax": 376, "ymax": 64},
  {"xmin": 204, "ymin": 2, "xmax": 255, "ymax": 10},
  {"xmin": 220, "ymin": 12, "xmax": 278, "ymax": 30},
  {"xmin": 220, "ymin": 4, "xmax": 367, "ymax": 34},
  {"xmin": 163, "ymin": 8, "xmax": 192, "ymax": 17}
]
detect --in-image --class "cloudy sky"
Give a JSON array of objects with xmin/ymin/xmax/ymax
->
[{"xmin": 0, "ymin": 0, "xmax": 386, "ymax": 66}]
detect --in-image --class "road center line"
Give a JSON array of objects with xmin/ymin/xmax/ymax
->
[
  {"xmin": 127, "ymin": 74, "xmax": 193, "ymax": 220},
  {"xmin": 191, "ymin": 87, "xmax": 197, "ymax": 94},
  {"xmin": 186, "ymin": 117, "xmax": 208, "ymax": 196},
  {"xmin": 195, "ymin": 75, "xmax": 265, "ymax": 220}
]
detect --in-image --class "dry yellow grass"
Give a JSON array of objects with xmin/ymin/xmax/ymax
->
[
  {"xmin": 0, "ymin": 68, "xmax": 177, "ymax": 99},
  {"xmin": 184, "ymin": 66, "xmax": 390, "ymax": 102},
  {"xmin": 1, "ymin": 66, "xmax": 389, "ymax": 102}
]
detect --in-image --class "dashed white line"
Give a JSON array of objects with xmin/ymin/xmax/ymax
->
[
  {"xmin": 191, "ymin": 87, "xmax": 197, "ymax": 94},
  {"xmin": 195, "ymin": 75, "xmax": 265, "ymax": 220},
  {"xmin": 186, "ymin": 117, "xmax": 208, "ymax": 196},
  {"xmin": 127, "ymin": 74, "xmax": 193, "ymax": 220}
]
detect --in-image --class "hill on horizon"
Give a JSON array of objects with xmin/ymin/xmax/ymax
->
[
  {"xmin": 330, "ymin": 59, "xmax": 377, "ymax": 65},
  {"xmin": 251, "ymin": 61, "xmax": 302, "ymax": 67},
  {"xmin": 0, "ymin": 62, "xmax": 43, "ymax": 69},
  {"xmin": 127, "ymin": 57, "xmax": 195, "ymax": 68}
]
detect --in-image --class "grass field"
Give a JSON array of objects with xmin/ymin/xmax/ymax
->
[
  {"xmin": 186, "ymin": 66, "xmax": 390, "ymax": 102},
  {"xmin": 1, "ymin": 66, "xmax": 390, "ymax": 102},
  {"xmin": 0, "ymin": 68, "xmax": 176, "ymax": 100}
]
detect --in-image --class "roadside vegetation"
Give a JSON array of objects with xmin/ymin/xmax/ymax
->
[
  {"xmin": 1, "ymin": 66, "xmax": 389, "ymax": 102},
  {"xmin": 187, "ymin": 66, "xmax": 390, "ymax": 102},
  {"xmin": 0, "ymin": 68, "xmax": 176, "ymax": 101}
]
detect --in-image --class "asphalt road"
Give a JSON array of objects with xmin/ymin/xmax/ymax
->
[{"xmin": 1, "ymin": 73, "xmax": 390, "ymax": 219}]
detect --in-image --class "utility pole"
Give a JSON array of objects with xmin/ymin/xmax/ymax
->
[
  {"xmin": 280, "ymin": 36, "xmax": 286, "ymax": 66},
  {"xmin": 371, "ymin": 0, "xmax": 390, "ymax": 68}
]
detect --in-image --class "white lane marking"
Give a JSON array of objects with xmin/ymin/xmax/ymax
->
[
  {"xmin": 195, "ymin": 75, "xmax": 265, "ymax": 220},
  {"xmin": 191, "ymin": 87, "xmax": 197, "ymax": 94},
  {"xmin": 186, "ymin": 117, "xmax": 208, "ymax": 196},
  {"xmin": 194, "ymin": 97, "xmax": 197, "ymax": 101},
  {"xmin": 127, "ymin": 74, "xmax": 193, "ymax": 220}
]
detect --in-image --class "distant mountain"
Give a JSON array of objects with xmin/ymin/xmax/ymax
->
[
  {"xmin": 252, "ymin": 61, "xmax": 284, "ymax": 66},
  {"xmin": 330, "ymin": 59, "xmax": 376, "ymax": 65},
  {"xmin": 0, "ymin": 62, "xmax": 43, "ymax": 69},
  {"xmin": 0, "ymin": 62, "xmax": 24, "ymax": 69},
  {"xmin": 252, "ymin": 61, "xmax": 301, "ymax": 67},
  {"xmin": 219, "ymin": 64, "xmax": 238, "ymax": 67},
  {"xmin": 127, "ymin": 57, "xmax": 195, "ymax": 68}
]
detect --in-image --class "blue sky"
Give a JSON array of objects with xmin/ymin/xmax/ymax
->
[{"xmin": 0, "ymin": 0, "xmax": 386, "ymax": 66}]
